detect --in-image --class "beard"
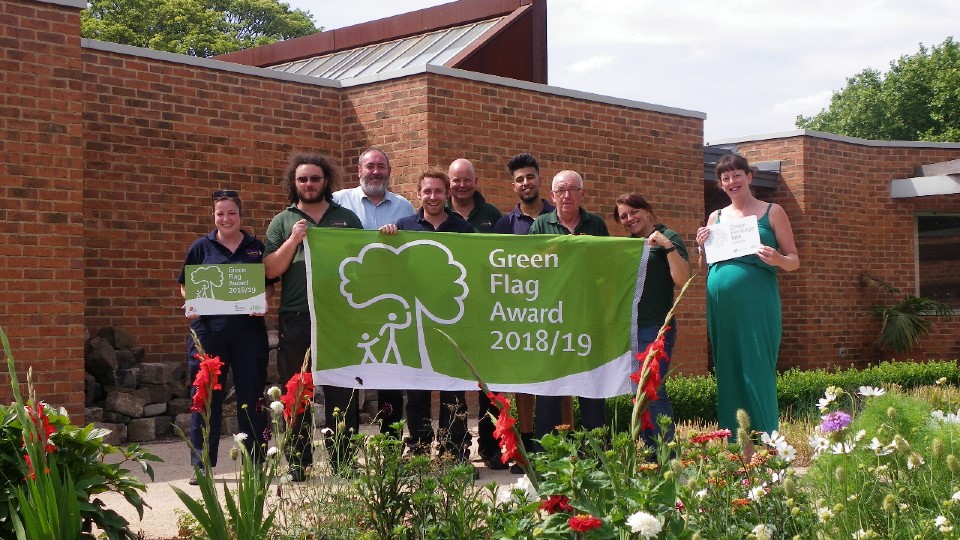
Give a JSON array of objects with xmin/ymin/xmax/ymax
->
[
  {"xmin": 297, "ymin": 186, "xmax": 325, "ymax": 204},
  {"xmin": 360, "ymin": 174, "xmax": 389, "ymax": 198},
  {"xmin": 519, "ymin": 189, "xmax": 540, "ymax": 204}
]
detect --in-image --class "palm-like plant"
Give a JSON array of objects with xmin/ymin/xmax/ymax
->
[{"xmin": 860, "ymin": 272, "xmax": 954, "ymax": 354}]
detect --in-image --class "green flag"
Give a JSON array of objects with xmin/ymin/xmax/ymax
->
[{"xmin": 304, "ymin": 228, "xmax": 648, "ymax": 398}]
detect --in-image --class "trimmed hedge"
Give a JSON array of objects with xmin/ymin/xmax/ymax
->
[{"xmin": 605, "ymin": 359, "xmax": 960, "ymax": 432}]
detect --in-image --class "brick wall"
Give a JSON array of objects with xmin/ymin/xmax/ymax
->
[
  {"xmin": 81, "ymin": 47, "xmax": 343, "ymax": 368},
  {"xmin": 0, "ymin": 0, "xmax": 86, "ymax": 413},
  {"xmin": 738, "ymin": 136, "xmax": 960, "ymax": 369}
]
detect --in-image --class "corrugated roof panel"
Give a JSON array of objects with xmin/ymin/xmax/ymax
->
[
  {"xmin": 268, "ymin": 18, "xmax": 504, "ymax": 81},
  {"xmin": 429, "ymin": 19, "xmax": 497, "ymax": 66}
]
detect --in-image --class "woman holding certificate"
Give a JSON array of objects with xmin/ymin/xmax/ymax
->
[
  {"xmin": 695, "ymin": 155, "xmax": 799, "ymax": 436},
  {"xmin": 178, "ymin": 190, "xmax": 274, "ymax": 482}
]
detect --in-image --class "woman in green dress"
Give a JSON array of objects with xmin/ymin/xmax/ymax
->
[{"xmin": 695, "ymin": 155, "xmax": 799, "ymax": 435}]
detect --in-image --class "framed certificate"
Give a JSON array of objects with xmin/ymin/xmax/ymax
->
[
  {"xmin": 183, "ymin": 264, "xmax": 266, "ymax": 316},
  {"xmin": 703, "ymin": 215, "xmax": 762, "ymax": 264}
]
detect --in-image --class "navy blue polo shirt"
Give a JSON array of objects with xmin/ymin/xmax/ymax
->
[
  {"xmin": 493, "ymin": 199, "xmax": 555, "ymax": 235},
  {"xmin": 178, "ymin": 229, "xmax": 275, "ymax": 332},
  {"xmin": 396, "ymin": 208, "xmax": 476, "ymax": 233}
]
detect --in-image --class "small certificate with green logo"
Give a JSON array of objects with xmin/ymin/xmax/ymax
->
[{"xmin": 184, "ymin": 264, "xmax": 266, "ymax": 316}]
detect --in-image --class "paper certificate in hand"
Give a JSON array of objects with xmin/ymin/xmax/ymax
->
[
  {"xmin": 183, "ymin": 264, "xmax": 266, "ymax": 316},
  {"xmin": 703, "ymin": 215, "xmax": 762, "ymax": 264}
]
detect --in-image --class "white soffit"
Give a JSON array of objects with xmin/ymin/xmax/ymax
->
[{"xmin": 890, "ymin": 175, "xmax": 960, "ymax": 198}]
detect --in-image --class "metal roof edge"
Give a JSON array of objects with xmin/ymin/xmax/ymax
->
[
  {"xmin": 39, "ymin": 0, "xmax": 85, "ymax": 9},
  {"xmin": 81, "ymin": 39, "xmax": 342, "ymax": 88},
  {"xmin": 708, "ymin": 129, "xmax": 960, "ymax": 149},
  {"xmin": 341, "ymin": 64, "xmax": 706, "ymax": 120}
]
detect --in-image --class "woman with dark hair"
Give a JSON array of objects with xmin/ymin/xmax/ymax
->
[
  {"xmin": 178, "ymin": 190, "xmax": 275, "ymax": 483},
  {"xmin": 613, "ymin": 193, "xmax": 690, "ymax": 447},
  {"xmin": 695, "ymin": 155, "xmax": 799, "ymax": 435}
]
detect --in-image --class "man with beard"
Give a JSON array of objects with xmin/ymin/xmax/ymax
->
[
  {"xmin": 264, "ymin": 152, "xmax": 363, "ymax": 480},
  {"xmin": 333, "ymin": 147, "xmax": 415, "ymax": 439},
  {"xmin": 481, "ymin": 153, "xmax": 555, "ymax": 471}
]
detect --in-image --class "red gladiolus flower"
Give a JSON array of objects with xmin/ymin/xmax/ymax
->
[
  {"xmin": 630, "ymin": 326, "xmax": 671, "ymax": 406},
  {"xmin": 540, "ymin": 494, "xmax": 573, "ymax": 514},
  {"xmin": 23, "ymin": 404, "xmax": 56, "ymax": 453},
  {"xmin": 282, "ymin": 372, "xmax": 314, "ymax": 422},
  {"xmin": 568, "ymin": 514, "xmax": 602, "ymax": 532},
  {"xmin": 640, "ymin": 410, "xmax": 655, "ymax": 431},
  {"xmin": 488, "ymin": 392, "xmax": 524, "ymax": 466},
  {"xmin": 190, "ymin": 354, "xmax": 224, "ymax": 414},
  {"xmin": 22, "ymin": 453, "xmax": 49, "ymax": 480}
]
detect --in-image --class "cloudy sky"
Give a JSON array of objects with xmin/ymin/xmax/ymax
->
[{"xmin": 284, "ymin": 0, "xmax": 959, "ymax": 142}]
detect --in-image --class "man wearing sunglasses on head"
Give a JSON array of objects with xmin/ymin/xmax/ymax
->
[
  {"xmin": 332, "ymin": 147, "xmax": 416, "ymax": 440},
  {"xmin": 264, "ymin": 152, "xmax": 363, "ymax": 480}
]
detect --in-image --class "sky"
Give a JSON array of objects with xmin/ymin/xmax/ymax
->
[{"xmin": 283, "ymin": 0, "xmax": 960, "ymax": 143}]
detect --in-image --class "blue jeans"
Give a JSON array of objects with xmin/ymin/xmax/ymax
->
[{"xmin": 634, "ymin": 324, "xmax": 676, "ymax": 448}]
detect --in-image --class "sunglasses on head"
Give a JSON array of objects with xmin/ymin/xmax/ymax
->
[{"xmin": 213, "ymin": 190, "xmax": 239, "ymax": 199}]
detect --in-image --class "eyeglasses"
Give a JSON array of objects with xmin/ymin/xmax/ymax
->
[
  {"xmin": 213, "ymin": 190, "xmax": 238, "ymax": 199},
  {"xmin": 296, "ymin": 175, "xmax": 325, "ymax": 183},
  {"xmin": 552, "ymin": 188, "xmax": 582, "ymax": 196}
]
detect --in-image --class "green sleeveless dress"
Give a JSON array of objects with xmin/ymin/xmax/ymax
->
[{"xmin": 706, "ymin": 204, "xmax": 781, "ymax": 435}]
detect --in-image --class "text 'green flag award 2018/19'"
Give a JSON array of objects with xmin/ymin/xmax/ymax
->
[
  {"xmin": 304, "ymin": 229, "xmax": 648, "ymax": 398},
  {"xmin": 183, "ymin": 264, "xmax": 266, "ymax": 316}
]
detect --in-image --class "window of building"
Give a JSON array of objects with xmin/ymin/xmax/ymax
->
[{"xmin": 917, "ymin": 214, "xmax": 960, "ymax": 310}]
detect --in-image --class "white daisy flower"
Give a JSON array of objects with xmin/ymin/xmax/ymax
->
[
  {"xmin": 858, "ymin": 386, "xmax": 885, "ymax": 397},
  {"xmin": 831, "ymin": 442, "xmax": 855, "ymax": 455}
]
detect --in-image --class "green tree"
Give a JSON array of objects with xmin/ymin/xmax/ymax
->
[
  {"xmin": 797, "ymin": 37, "xmax": 960, "ymax": 142},
  {"xmin": 81, "ymin": 0, "xmax": 319, "ymax": 58}
]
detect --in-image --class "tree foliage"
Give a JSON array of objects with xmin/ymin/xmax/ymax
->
[
  {"xmin": 81, "ymin": 0, "xmax": 319, "ymax": 57},
  {"xmin": 797, "ymin": 37, "xmax": 960, "ymax": 142}
]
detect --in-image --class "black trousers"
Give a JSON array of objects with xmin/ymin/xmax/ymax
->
[
  {"xmin": 277, "ymin": 312, "xmax": 359, "ymax": 470},
  {"xmin": 187, "ymin": 317, "xmax": 268, "ymax": 468},
  {"xmin": 406, "ymin": 390, "xmax": 471, "ymax": 458},
  {"xmin": 533, "ymin": 395, "xmax": 606, "ymax": 444}
]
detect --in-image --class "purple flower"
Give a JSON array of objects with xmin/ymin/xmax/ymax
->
[{"xmin": 821, "ymin": 411, "xmax": 852, "ymax": 433}]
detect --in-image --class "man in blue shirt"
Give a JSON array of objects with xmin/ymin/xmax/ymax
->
[
  {"xmin": 333, "ymin": 147, "xmax": 415, "ymax": 439},
  {"xmin": 483, "ymin": 153, "xmax": 555, "ymax": 470}
]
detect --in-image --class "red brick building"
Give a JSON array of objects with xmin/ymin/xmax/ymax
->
[{"xmin": 1, "ymin": 0, "xmax": 957, "ymax": 416}]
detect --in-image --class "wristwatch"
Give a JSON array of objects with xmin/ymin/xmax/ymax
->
[{"xmin": 662, "ymin": 246, "xmax": 676, "ymax": 254}]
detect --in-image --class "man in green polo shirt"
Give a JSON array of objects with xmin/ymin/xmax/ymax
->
[
  {"xmin": 264, "ymin": 151, "xmax": 363, "ymax": 480},
  {"xmin": 529, "ymin": 170, "xmax": 609, "ymax": 442}
]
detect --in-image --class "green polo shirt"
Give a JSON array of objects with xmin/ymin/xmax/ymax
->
[
  {"xmin": 447, "ymin": 191, "xmax": 502, "ymax": 233},
  {"xmin": 528, "ymin": 207, "xmax": 609, "ymax": 236},
  {"xmin": 264, "ymin": 203, "xmax": 362, "ymax": 313},
  {"xmin": 635, "ymin": 224, "xmax": 689, "ymax": 327}
]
